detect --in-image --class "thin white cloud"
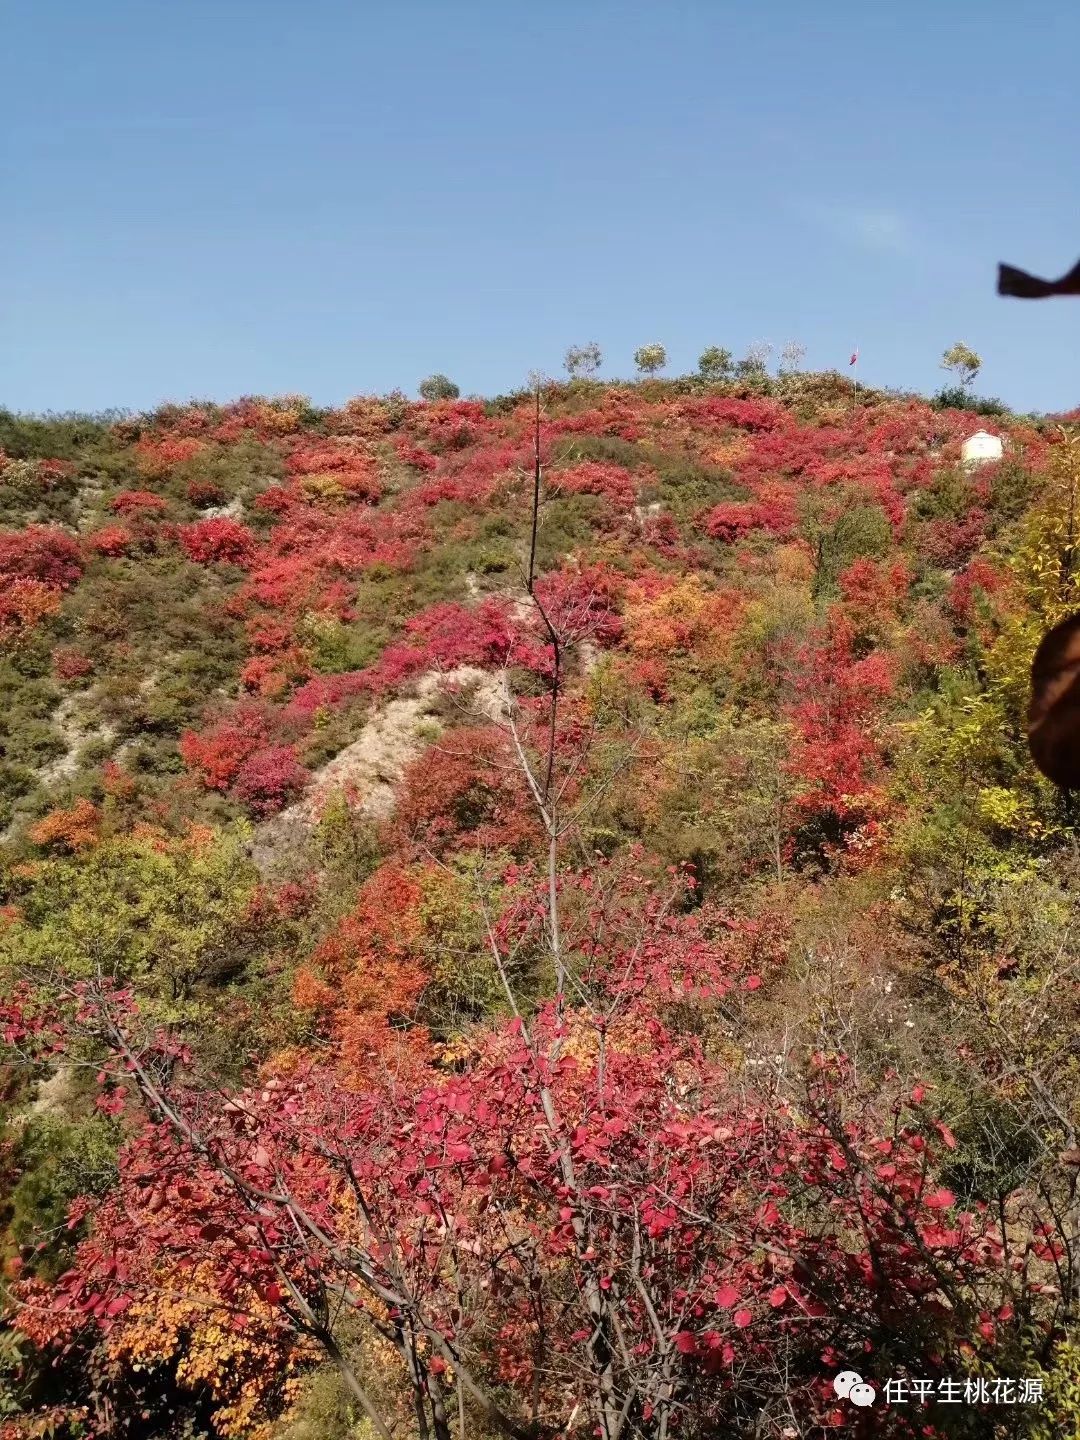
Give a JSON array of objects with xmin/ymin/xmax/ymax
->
[
  {"xmin": 800, "ymin": 202, "xmax": 917, "ymax": 255},
  {"xmin": 849, "ymin": 209, "xmax": 912, "ymax": 252}
]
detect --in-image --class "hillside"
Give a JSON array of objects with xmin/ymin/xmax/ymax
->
[{"xmin": 2, "ymin": 372, "xmax": 1080, "ymax": 1439}]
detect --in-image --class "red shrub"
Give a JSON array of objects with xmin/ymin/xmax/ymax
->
[
  {"xmin": 393, "ymin": 436, "xmax": 438, "ymax": 471},
  {"xmin": 0, "ymin": 580, "xmax": 62, "ymax": 647},
  {"xmin": 533, "ymin": 563, "xmax": 624, "ymax": 649},
  {"xmin": 231, "ymin": 745, "xmax": 309, "ymax": 817},
  {"xmin": 704, "ymin": 502, "xmax": 758, "ymax": 542},
  {"xmin": 86, "ymin": 525, "xmax": 133, "ymax": 557},
  {"xmin": 394, "ymin": 727, "xmax": 539, "ymax": 855},
  {"xmin": 550, "ymin": 461, "xmax": 638, "ymax": 510},
  {"xmin": 284, "ymin": 441, "xmax": 383, "ymax": 501},
  {"xmin": 36, "ymin": 458, "xmax": 76, "ymax": 483},
  {"xmin": 361, "ymin": 599, "xmax": 519, "ymax": 696},
  {"xmin": 53, "ymin": 646, "xmax": 94, "ymax": 681},
  {"xmin": 919, "ymin": 509, "xmax": 989, "ymax": 568},
  {"xmin": 179, "ymin": 706, "xmax": 270, "ymax": 791},
  {"xmin": 239, "ymin": 650, "xmax": 311, "ymax": 698},
  {"xmin": 948, "ymin": 558, "xmax": 1008, "ymax": 623},
  {"xmin": 186, "ymin": 479, "xmax": 227, "ymax": 508},
  {"xmin": 133, "ymin": 437, "xmax": 204, "ymax": 478},
  {"xmin": 705, "ymin": 495, "xmax": 797, "ymax": 542},
  {"xmin": 786, "ymin": 618, "xmax": 897, "ymax": 822},
  {"xmin": 0, "ymin": 526, "xmax": 84, "ymax": 589},
  {"xmin": 253, "ymin": 485, "xmax": 292, "ymax": 515},
  {"xmin": 110, "ymin": 490, "xmax": 169, "ymax": 516},
  {"xmin": 28, "ymin": 798, "xmax": 101, "ymax": 853},
  {"xmin": 836, "ymin": 557, "xmax": 911, "ymax": 634},
  {"xmin": 177, "ymin": 518, "xmax": 255, "ymax": 566}
]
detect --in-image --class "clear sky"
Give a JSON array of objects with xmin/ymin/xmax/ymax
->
[{"xmin": 4, "ymin": 0, "xmax": 1079, "ymax": 416}]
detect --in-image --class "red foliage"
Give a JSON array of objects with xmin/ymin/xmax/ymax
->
[
  {"xmin": 534, "ymin": 562, "xmax": 624, "ymax": 650},
  {"xmin": 0, "ymin": 580, "xmax": 62, "ymax": 647},
  {"xmin": 101, "ymin": 760, "xmax": 137, "ymax": 799},
  {"xmin": 408, "ymin": 399, "xmax": 493, "ymax": 452},
  {"xmin": 133, "ymin": 436, "xmax": 204, "ymax": 478},
  {"xmin": 919, "ymin": 509, "xmax": 990, "ymax": 568},
  {"xmin": 786, "ymin": 617, "xmax": 896, "ymax": 824},
  {"xmin": 241, "ymin": 506, "xmax": 423, "ymax": 617},
  {"xmin": 394, "ymin": 727, "xmax": 540, "ymax": 855},
  {"xmin": 28, "ymin": 799, "xmax": 101, "ymax": 854},
  {"xmin": 550, "ymin": 461, "xmax": 638, "ymax": 510},
  {"xmin": 948, "ymin": 558, "xmax": 1008, "ymax": 624},
  {"xmin": 52, "ymin": 646, "xmax": 94, "ymax": 681},
  {"xmin": 359, "ymin": 599, "xmax": 520, "ymax": 696},
  {"xmin": 36, "ymin": 458, "xmax": 76, "ymax": 484},
  {"xmin": 177, "ymin": 517, "xmax": 256, "ymax": 567},
  {"xmin": 179, "ymin": 705, "xmax": 271, "ymax": 792},
  {"xmin": 393, "ymin": 435, "xmax": 439, "ymax": 471},
  {"xmin": 110, "ymin": 490, "xmax": 169, "ymax": 516},
  {"xmin": 23, "ymin": 991, "xmax": 1028, "ymax": 1440},
  {"xmin": 0, "ymin": 525, "xmax": 84, "ymax": 589},
  {"xmin": 837, "ymin": 557, "xmax": 912, "ymax": 636},
  {"xmin": 185, "ymin": 479, "xmax": 226, "ymax": 508},
  {"xmin": 230, "ymin": 745, "xmax": 309, "ymax": 817},
  {"xmin": 300, "ymin": 865, "xmax": 431, "ymax": 1081},
  {"xmin": 284, "ymin": 440, "xmax": 383, "ymax": 501},
  {"xmin": 239, "ymin": 650, "xmax": 311, "ymax": 698},
  {"xmin": 704, "ymin": 494, "xmax": 798, "ymax": 542},
  {"xmin": 86, "ymin": 524, "xmax": 133, "ymax": 557}
]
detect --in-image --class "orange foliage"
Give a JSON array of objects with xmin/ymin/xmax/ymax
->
[
  {"xmin": 393, "ymin": 726, "xmax": 540, "ymax": 856},
  {"xmin": 292, "ymin": 966, "xmax": 337, "ymax": 1013},
  {"xmin": 622, "ymin": 574, "xmax": 746, "ymax": 675},
  {"xmin": 313, "ymin": 865, "xmax": 425, "ymax": 983},
  {"xmin": 133, "ymin": 436, "xmax": 204, "ymax": 478},
  {"xmin": 0, "ymin": 578, "xmax": 62, "ymax": 648},
  {"xmin": 298, "ymin": 865, "xmax": 431, "ymax": 1082},
  {"xmin": 28, "ymin": 799, "xmax": 101, "ymax": 854}
]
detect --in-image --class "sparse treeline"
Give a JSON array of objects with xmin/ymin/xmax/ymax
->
[{"xmin": 419, "ymin": 337, "xmax": 995, "ymax": 415}]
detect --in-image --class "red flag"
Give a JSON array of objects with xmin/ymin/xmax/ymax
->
[{"xmin": 849, "ymin": 350, "xmax": 859, "ymax": 366}]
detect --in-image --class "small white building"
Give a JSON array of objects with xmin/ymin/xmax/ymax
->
[{"xmin": 961, "ymin": 430, "xmax": 1004, "ymax": 468}]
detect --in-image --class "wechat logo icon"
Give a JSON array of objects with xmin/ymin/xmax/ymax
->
[{"xmin": 834, "ymin": 1371, "xmax": 877, "ymax": 1408}]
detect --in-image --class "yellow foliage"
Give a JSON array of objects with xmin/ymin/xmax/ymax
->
[
  {"xmin": 974, "ymin": 785, "xmax": 1045, "ymax": 840},
  {"xmin": 902, "ymin": 693, "xmax": 1005, "ymax": 780},
  {"xmin": 106, "ymin": 1263, "xmax": 313, "ymax": 1439},
  {"xmin": 1009, "ymin": 428, "xmax": 1080, "ymax": 626},
  {"xmin": 299, "ymin": 472, "xmax": 348, "ymax": 506},
  {"xmin": 622, "ymin": 575, "xmax": 745, "ymax": 675},
  {"xmin": 249, "ymin": 397, "xmax": 306, "ymax": 434},
  {"xmin": 771, "ymin": 541, "xmax": 816, "ymax": 586},
  {"xmin": 1027, "ymin": 1337, "xmax": 1080, "ymax": 1439},
  {"xmin": 707, "ymin": 435, "xmax": 751, "ymax": 468}
]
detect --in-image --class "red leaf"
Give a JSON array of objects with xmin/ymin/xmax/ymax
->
[
  {"xmin": 923, "ymin": 1188, "xmax": 955, "ymax": 1211},
  {"xmin": 935, "ymin": 1122, "xmax": 957, "ymax": 1149}
]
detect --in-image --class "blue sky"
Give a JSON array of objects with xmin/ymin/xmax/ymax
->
[{"xmin": 3, "ymin": 0, "xmax": 1079, "ymax": 415}]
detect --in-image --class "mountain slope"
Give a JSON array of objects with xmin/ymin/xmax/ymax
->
[{"xmin": 2, "ymin": 375, "xmax": 1079, "ymax": 1438}]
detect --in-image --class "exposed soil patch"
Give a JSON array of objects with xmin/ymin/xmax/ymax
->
[{"xmin": 250, "ymin": 666, "xmax": 506, "ymax": 873}]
